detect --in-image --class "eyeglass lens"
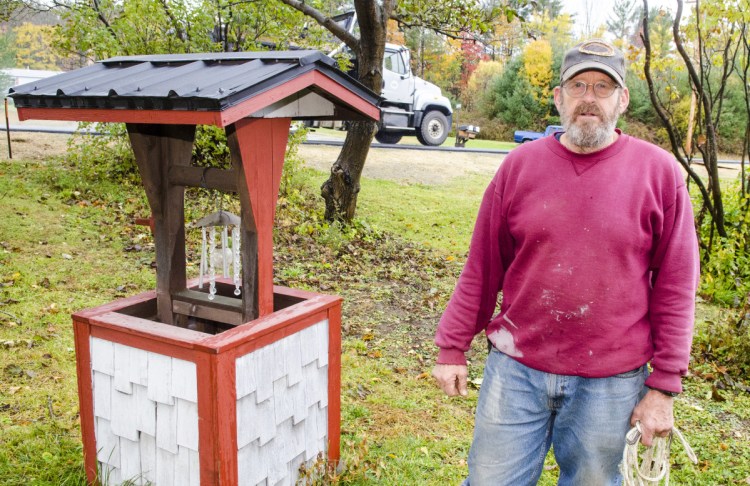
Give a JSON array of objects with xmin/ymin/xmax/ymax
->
[{"xmin": 564, "ymin": 81, "xmax": 618, "ymax": 98}]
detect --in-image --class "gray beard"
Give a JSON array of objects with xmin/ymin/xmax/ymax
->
[
  {"xmin": 564, "ymin": 118, "xmax": 616, "ymax": 149},
  {"xmin": 560, "ymin": 95, "xmax": 621, "ymax": 150}
]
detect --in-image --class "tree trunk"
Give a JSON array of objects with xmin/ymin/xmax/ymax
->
[
  {"xmin": 320, "ymin": 0, "xmax": 391, "ymax": 222},
  {"xmin": 321, "ymin": 120, "xmax": 378, "ymax": 221}
]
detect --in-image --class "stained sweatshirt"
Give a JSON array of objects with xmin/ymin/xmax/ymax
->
[{"xmin": 435, "ymin": 131, "xmax": 699, "ymax": 393}]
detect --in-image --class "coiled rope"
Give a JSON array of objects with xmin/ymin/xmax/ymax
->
[{"xmin": 621, "ymin": 421, "xmax": 698, "ymax": 486}]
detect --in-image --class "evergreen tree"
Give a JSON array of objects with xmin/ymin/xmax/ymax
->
[{"xmin": 606, "ymin": 0, "xmax": 638, "ymax": 41}]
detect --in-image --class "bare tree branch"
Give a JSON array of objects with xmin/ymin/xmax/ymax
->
[
  {"xmin": 276, "ymin": 0, "xmax": 359, "ymax": 52},
  {"xmin": 640, "ymin": 0, "xmax": 714, "ymax": 219},
  {"xmin": 671, "ymin": 0, "xmax": 725, "ymax": 236}
]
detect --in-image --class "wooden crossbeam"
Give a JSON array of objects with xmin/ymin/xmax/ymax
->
[{"xmin": 172, "ymin": 290, "xmax": 244, "ymax": 327}]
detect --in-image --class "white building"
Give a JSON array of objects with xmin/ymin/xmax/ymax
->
[{"xmin": 2, "ymin": 68, "xmax": 62, "ymax": 94}]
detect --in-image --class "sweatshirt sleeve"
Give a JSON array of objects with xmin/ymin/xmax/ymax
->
[
  {"xmin": 645, "ymin": 179, "xmax": 700, "ymax": 394},
  {"xmin": 434, "ymin": 177, "xmax": 511, "ymax": 365}
]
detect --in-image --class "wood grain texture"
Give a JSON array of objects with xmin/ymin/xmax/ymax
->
[{"xmin": 127, "ymin": 123, "xmax": 196, "ymax": 325}]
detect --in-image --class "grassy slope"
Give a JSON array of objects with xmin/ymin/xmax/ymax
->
[{"xmin": 0, "ymin": 151, "xmax": 748, "ymax": 485}]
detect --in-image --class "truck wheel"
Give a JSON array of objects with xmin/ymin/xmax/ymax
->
[
  {"xmin": 416, "ymin": 111, "xmax": 449, "ymax": 146},
  {"xmin": 374, "ymin": 131, "xmax": 403, "ymax": 144}
]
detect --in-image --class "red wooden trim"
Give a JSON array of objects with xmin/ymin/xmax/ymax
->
[
  {"xmin": 204, "ymin": 294, "xmax": 341, "ymax": 352},
  {"xmin": 218, "ymin": 70, "xmax": 380, "ymax": 126},
  {"xmin": 327, "ymin": 303, "xmax": 342, "ymax": 466},
  {"xmin": 272, "ymin": 285, "xmax": 326, "ymax": 301},
  {"xmin": 312, "ymin": 71, "xmax": 381, "ymax": 121},
  {"xmin": 215, "ymin": 353, "xmax": 238, "ymax": 484},
  {"xmin": 73, "ymin": 289, "xmax": 158, "ymax": 323},
  {"xmin": 89, "ymin": 324, "xmax": 208, "ymax": 363},
  {"xmin": 232, "ymin": 118, "xmax": 291, "ymax": 317},
  {"xmin": 134, "ymin": 215, "xmax": 155, "ymax": 235},
  {"xmin": 221, "ymin": 308, "xmax": 329, "ymax": 361},
  {"xmin": 87, "ymin": 312, "xmax": 215, "ymax": 354},
  {"xmin": 17, "ymin": 107, "xmax": 224, "ymax": 125},
  {"xmin": 72, "ymin": 318, "xmax": 98, "ymax": 485},
  {"xmin": 195, "ymin": 353, "xmax": 219, "ymax": 485}
]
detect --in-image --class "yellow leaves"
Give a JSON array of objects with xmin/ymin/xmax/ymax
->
[
  {"xmin": 12, "ymin": 23, "xmax": 61, "ymax": 70},
  {"xmin": 1, "ymin": 272, "xmax": 21, "ymax": 287},
  {"xmin": 522, "ymin": 39, "xmax": 553, "ymax": 103},
  {"xmin": 464, "ymin": 60, "xmax": 503, "ymax": 109},
  {"xmin": 43, "ymin": 303, "xmax": 60, "ymax": 315}
]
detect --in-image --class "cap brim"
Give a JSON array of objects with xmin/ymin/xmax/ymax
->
[{"xmin": 561, "ymin": 62, "xmax": 624, "ymax": 86}]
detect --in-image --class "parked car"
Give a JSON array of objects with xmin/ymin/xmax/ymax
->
[{"xmin": 514, "ymin": 125, "xmax": 563, "ymax": 144}]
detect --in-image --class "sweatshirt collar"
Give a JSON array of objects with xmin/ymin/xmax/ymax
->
[{"xmin": 546, "ymin": 129, "xmax": 628, "ymax": 175}]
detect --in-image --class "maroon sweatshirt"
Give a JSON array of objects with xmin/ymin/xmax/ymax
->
[{"xmin": 435, "ymin": 131, "xmax": 699, "ymax": 393}]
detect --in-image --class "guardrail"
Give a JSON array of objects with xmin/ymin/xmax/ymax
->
[{"xmin": 2, "ymin": 121, "xmax": 746, "ymax": 165}]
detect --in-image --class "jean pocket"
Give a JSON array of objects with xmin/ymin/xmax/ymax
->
[{"xmin": 614, "ymin": 366, "xmax": 644, "ymax": 378}]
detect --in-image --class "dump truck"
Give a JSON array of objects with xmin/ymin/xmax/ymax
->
[{"xmin": 327, "ymin": 12, "xmax": 453, "ymax": 146}]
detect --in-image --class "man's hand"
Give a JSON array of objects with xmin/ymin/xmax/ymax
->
[
  {"xmin": 630, "ymin": 389, "xmax": 674, "ymax": 446},
  {"xmin": 432, "ymin": 364, "xmax": 469, "ymax": 397}
]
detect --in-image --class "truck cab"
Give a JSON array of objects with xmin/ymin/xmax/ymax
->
[
  {"xmin": 375, "ymin": 43, "xmax": 453, "ymax": 146},
  {"xmin": 325, "ymin": 12, "xmax": 453, "ymax": 146}
]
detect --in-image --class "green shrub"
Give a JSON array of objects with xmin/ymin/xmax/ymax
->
[
  {"xmin": 63, "ymin": 121, "xmax": 308, "ymax": 190},
  {"xmin": 697, "ymin": 181, "xmax": 750, "ymax": 307},
  {"xmin": 66, "ymin": 122, "xmax": 138, "ymax": 184},
  {"xmin": 692, "ymin": 181, "xmax": 750, "ymax": 374}
]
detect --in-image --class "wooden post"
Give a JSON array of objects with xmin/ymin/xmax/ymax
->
[
  {"xmin": 126, "ymin": 124, "xmax": 196, "ymax": 325},
  {"xmin": 4, "ymin": 98, "xmax": 11, "ymax": 159},
  {"xmin": 227, "ymin": 118, "xmax": 290, "ymax": 321}
]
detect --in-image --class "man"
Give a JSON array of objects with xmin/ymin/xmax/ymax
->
[{"xmin": 432, "ymin": 39, "xmax": 699, "ymax": 485}]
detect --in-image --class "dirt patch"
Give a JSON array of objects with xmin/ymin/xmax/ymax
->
[
  {"xmin": 0, "ymin": 131, "xmax": 71, "ymax": 161},
  {"xmin": 299, "ymin": 145, "xmax": 503, "ymax": 185}
]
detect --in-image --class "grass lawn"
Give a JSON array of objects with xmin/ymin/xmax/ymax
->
[{"xmin": 0, "ymin": 139, "xmax": 749, "ymax": 485}]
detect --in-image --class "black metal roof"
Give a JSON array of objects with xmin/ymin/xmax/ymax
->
[{"xmin": 9, "ymin": 51, "xmax": 379, "ymax": 114}]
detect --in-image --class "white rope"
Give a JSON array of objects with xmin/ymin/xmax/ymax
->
[{"xmin": 622, "ymin": 421, "xmax": 698, "ymax": 486}]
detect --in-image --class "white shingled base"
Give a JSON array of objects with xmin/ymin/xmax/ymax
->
[
  {"xmin": 236, "ymin": 320, "xmax": 329, "ymax": 486},
  {"xmin": 90, "ymin": 337, "xmax": 200, "ymax": 486}
]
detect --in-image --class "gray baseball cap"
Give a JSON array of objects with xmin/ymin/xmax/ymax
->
[{"xmin": 560, "ymin": 39, "xmax": 625, "ymax": 86}]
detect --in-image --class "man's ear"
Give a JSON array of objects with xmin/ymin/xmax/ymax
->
[
  {"xmin": 619, "ymin": 86, "xmax": 630, "ymax": 114},
  {"xmin": 553, "ymin": 86, "xmax": 563, "ymax": 111}
]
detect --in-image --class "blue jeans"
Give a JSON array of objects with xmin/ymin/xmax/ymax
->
[{"xmin": 465, "ymin": 349, "xmax": 647, "ymax": 486}]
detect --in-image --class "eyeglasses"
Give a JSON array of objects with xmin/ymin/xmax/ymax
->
[{"xmin": 563, "ymin": 80, "xmax": 620, "ymax": 98}]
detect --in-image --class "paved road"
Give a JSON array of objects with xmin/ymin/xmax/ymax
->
[{"xmin": 2, "ymin": 122, "xmax": 744, "ymax": 171}]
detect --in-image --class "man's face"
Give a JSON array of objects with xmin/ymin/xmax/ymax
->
[{"xmin": 554, "ymin": 70, "xmax": 630, "ymax": 151}]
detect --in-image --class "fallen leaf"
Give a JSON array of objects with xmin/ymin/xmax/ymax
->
[
  {"xmin": 4, "ymin": 364, "xmax": 23, "ymax": 377},
  {"xmin": 420, "ymin": 447, "xmax": 429, "ymax": 457}
]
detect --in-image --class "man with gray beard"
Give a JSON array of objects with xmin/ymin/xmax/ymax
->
[{"xmin": 432, "ymin": 39, "xmax": 699, "ymax": 485}]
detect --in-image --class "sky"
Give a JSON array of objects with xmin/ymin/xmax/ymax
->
[{"xmin": 563, "ymin": 0, "xmax": 677, "ymax": 37}]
